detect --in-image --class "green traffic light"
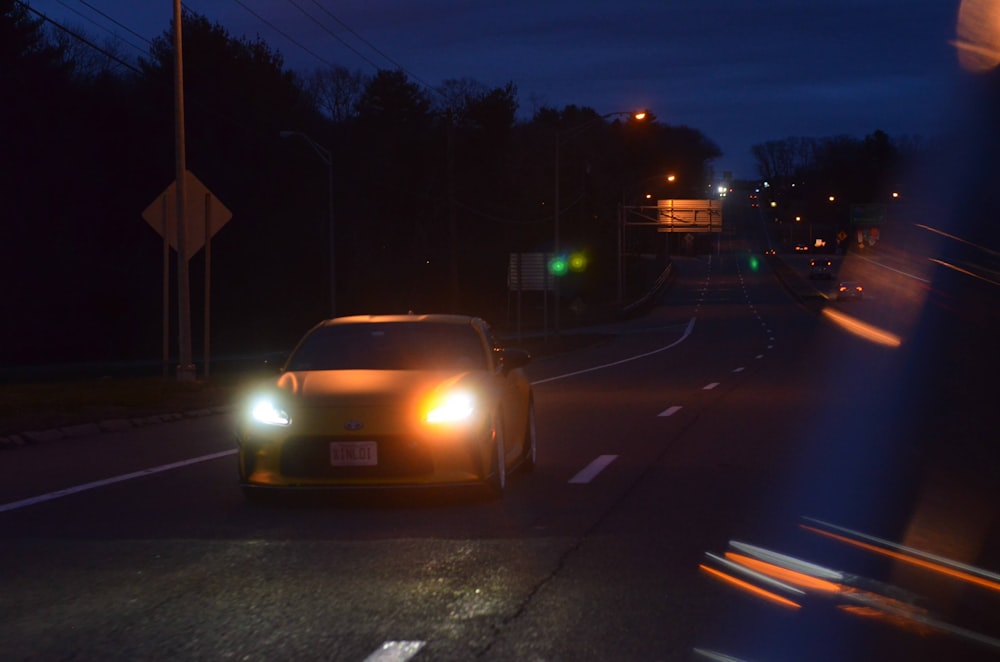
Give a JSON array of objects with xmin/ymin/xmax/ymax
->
[{"xmin": 549, "ymin": 256, "xmax": 568, "ymax": 276}]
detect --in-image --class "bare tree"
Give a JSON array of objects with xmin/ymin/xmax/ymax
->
[
  {"xmin": 306, "ymin": 65, "xmax": 364, "ymax": 122},
  {"xmin": 433, "ymin": 77, "xmax": 486, "ymax": 120}
]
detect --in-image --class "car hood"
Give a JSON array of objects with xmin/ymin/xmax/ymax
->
[{"xmin": 273, "ymin": 369, "xmax": 488, "ymax": 405}]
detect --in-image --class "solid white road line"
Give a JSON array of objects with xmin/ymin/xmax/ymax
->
[
  {"xmin": 0, "ymin": 449, "xmax": 238, "ymax": 514},
  {"xmin": 569, "ymin": 455, "xmax": 618, "ymax": 484},
  {"xmin": 530, "ymin": 318, "xmax": 696, "ymax": 385}
]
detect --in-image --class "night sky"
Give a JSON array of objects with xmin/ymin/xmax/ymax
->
[{"xmin": 26, "ymin": 0, "xmax": 977, "ymax": 178}]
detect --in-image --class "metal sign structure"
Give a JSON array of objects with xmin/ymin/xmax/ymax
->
[
  {"xmin": 142, "ymin": 170, "xmax": 232, "ymax": 379},
  {"xmin": 507, "ymin": 252, "xmax": 555, "ymax": 343},
  {"xmin": 655, "ymin": 199, "xmax": 723, "ymax": 233},
  {"xmin": 142, "ymin": 170, "xmax": 232, "ymax": 257},
  {"xmin": 508, "ymin": 252, "xmax": 554, "ymax": 291},
  {"xmin": 850, "ymin": 203, "xmax": 887, "ymax": 226}
]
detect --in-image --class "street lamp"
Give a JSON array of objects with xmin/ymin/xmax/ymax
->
[
  {"xmin": 280, "ymin": 130, "xmax": 336, "ymax": 318},
  {"xmin": 553, "ymin": 109, "xmax": 647, "ymax": 335}
]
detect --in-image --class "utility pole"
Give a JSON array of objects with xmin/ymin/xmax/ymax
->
[{"xmin": 173, "ymin": 0, "xmax": 195, "ymax": 381}]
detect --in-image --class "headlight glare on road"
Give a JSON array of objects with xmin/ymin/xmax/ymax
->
[{"xmin": 251, "ymin": 397, "xmax": 291, "ymax": 427}]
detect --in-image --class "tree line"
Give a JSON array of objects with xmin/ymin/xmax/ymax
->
[
  {"xmin": 2, "ymin": 2, "xmax": 725, "ymax": 370},
  {"xmin": 5, "ymin": 2, "xmax": 936, "ymax": 372}
]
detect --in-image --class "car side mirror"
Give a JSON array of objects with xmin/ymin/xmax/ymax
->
[
  {"xmin": 500, "ymin": 347, "xmax": 531, "ymax": 373},
  {"xmin": 262, "ymin": 352, "xmax": 290, "ymax": 375}
]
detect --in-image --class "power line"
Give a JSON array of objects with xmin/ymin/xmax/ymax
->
[
  {"xmin": 284, "ymin": 0, "xmax": 383, "ymax": 72},
  {"xmin": 15, "ymin": 0, "xmax": 143, "ymax": 75},
  {"xmin": 299, "ymin": 0, "xmax": 443, "ymax": 96},
  {"xmin": 51, "ymin": 0, "xmax": 145, "ymax": 54},
  {"xmin": 72, "ymin": 0, "xmax": 152, "ymax": 48},
  {"xmin": 227, "ymin": 0, "xmax": 337, "ymax": 69},
  {"xmin": 302, "ymin": 0, "xmax": 439, "ymax": 93}
]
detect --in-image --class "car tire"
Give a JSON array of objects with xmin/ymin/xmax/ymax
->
[
  {"xmin": 520, "ymin": 398, "xmax": 536, "ymax": 473},
  {"xmin": 487, "ymin": 414, "xmax": 506, "ymax": 498}
]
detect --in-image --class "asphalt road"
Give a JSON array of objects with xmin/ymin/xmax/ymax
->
[{"xmin": 1, "ymin": 207, "xmax": 998, "ymax": 661}]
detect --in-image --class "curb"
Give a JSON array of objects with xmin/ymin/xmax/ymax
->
[{"xmin": 0, "ymin": 405, "xmax": 233, "ymax": 450}]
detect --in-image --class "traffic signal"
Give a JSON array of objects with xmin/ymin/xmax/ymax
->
[
  {"xmin": 548, "ymin": 255, "xmax": 568, "ymax": 277},
  {"xmin": 568, "ymin": 251, "xmax": 588, "ymax": 272},
  {"xmin": 549, "ymin": 251, "xmax": 588, "ymax": 277}
]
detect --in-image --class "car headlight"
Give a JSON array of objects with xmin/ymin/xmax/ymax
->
[
  {"xmin": 251, "ymin": 397, "xmax": 291, "ymax": 427},
  {"xmin": 425, "ymin": 390, "xmax": 476, "ymax": 424}
]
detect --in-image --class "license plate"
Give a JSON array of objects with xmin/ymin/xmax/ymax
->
[{"xmin": 330, "ymin": 441, "xmax": 377, "ymax": 466}]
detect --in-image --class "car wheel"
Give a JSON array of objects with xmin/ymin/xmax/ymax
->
[
  {"xmin": 521, "ymin": 398, "xmax": 536, "ymax": 473},
  {"xmin": 487, "ymin": 414, "xmax": 507, "ymax": 498}
]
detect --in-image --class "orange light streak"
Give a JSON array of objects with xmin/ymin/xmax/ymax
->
[
  {"xmin": 723, "ymin": 553, "xmax": 842, "ymax": 593},
  {"xmin": 821, "ymin": 308, "xmax": 902, "ymax": 347},
  {"xmin": 699, "ymin": 564, "xmax": 802, "ymax": 609},
  {"xmin": 801, "ymin": 525, "xmax": 1000, "ymax": 593},
  {"xmin": 837, "ymin": 605, "xmax": 937, "ymax": 636}
]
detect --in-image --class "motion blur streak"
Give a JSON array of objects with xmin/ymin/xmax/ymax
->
[
  {"xmin": 916, "ymin": 223, "xmax": 1000, "ymax": 258},
  {"xmin": 704, "ymin": 552, "xmax": 805, "ymax": 597},
  {"xmin": 928, "ymin": 257, "xmax": 1000, "ymax": 287},
  {"xmin": 837, "ymin": 605, "xmax": 936, "ymax": 636},
  {"xmin": 838, "ymin": 603, "xmax": 1000, "ymax": 649},
  {"xmin": 723, "ymin": 553, "xmax": 841, "ymax": 593},
  {"xmin": 809, "ymin": 518, "xmax": 1000, "ymax": 583},
  {"xmin": 821, "ymin": 308, "xmax": 903, "ymax": 347},
  {"xmin": 955, "ymin": 0, "xmax": 1000, "ymax": 72},
  {"xmin": 801, "ymin": 524, "xmax": 1000, "ymax": 592},
  {"xmin": 698, "ymin": 565, "xmax": 802, "ymax": 609}
]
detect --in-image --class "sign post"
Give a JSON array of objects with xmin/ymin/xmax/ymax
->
[{"xmin": 142, "ymin": 171, "xmax": 232, "ymax": 380}]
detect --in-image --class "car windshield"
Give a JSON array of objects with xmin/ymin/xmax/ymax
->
[{"xmin": 285, "ymin": 322, "xmax": 488, "ymax": 371}]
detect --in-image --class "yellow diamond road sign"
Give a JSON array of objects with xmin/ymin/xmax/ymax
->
[{"xmin": 142, "ymin": 170, "xmax": 232, "ymax": 258}]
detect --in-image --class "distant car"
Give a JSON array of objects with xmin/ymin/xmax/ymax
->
[
  {"xmin": 236, "ymin": 314, "xmax": 535, "ymax": 499},
  {"xmin": 794, "ymin": 244, "xmax": 809, "ymax": 252},
  {"xmin": 764, "ymin": 248, "xmax": 777, "ymax": 256},
  {"xmin": 809, "ymin": 258, "xmax": 834, "ymax": 279},
  {"xmin": 837, "ymin": 281, "xmax": 864, "ymax": 300}
]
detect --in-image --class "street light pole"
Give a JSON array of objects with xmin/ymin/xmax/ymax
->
[{"xmin": 280, "ymin": 131, "xmax": 336, "ymax": 318}]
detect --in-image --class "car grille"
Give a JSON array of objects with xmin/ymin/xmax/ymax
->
[{"xmin": 279, "ymin": 436, "xmax": 434, "ymax": 479}]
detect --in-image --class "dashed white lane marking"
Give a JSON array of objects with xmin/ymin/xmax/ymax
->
[
  {"xmin": 732, "ymin": 367, "xmax": 745, "ymax": 373},
  {"xmin": 569, "ymin": 455, "xmax": 618, "ymax": 484},
  {"xmin": 0, "ymin": 449, "xmax": 238, "ymax": 514},
  {"xmin": 703, "ymin": 382, "xmax": 720, "ymax": 390},
  {"xmin": 756, "ymin": 354, "xmax": 765, "ymax": 360},
  {"xmin": 659, "ymin": 405, "xmax": 683, "ymax": 417},
  {"xmin": 364, "ymin": 641, "xmax": 426, "ymax": 662}
]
